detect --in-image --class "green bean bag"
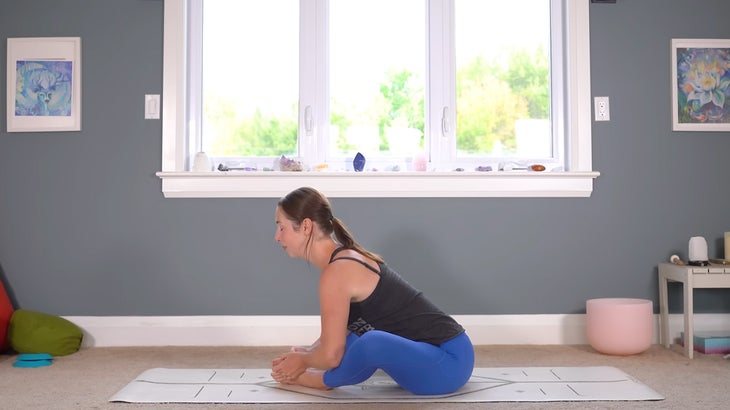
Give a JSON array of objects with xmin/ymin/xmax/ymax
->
[{"xmin": 8, "ymin": 309, "xmax": 83, "ymax": 356}]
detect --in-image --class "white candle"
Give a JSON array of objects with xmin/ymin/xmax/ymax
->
[{"xmin": 725, "ymin": 232, "xmax": 730, "ymax": 260}]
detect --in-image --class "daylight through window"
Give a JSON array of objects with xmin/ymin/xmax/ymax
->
[{"xmin": 157, "ymin": 0, "xmax": 598, "ymax": 198}]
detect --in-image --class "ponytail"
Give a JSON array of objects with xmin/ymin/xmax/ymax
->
[{"xmin": 332, "ymin": 217, "xmax": 384, "ymax": 264}]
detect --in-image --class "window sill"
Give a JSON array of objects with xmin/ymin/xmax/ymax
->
[{"xmin": 156, "ymin": 171, "xmax": 600, "ymax": 198}]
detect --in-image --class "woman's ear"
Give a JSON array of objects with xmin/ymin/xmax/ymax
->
[{"xmin": 302, "ymin": 218, "xmax": 313, "ymax": 233}]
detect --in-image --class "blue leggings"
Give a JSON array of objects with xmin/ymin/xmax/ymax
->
[{"xmin": 322, "ymin": 331, "xmax": 474, "ymax": 395}]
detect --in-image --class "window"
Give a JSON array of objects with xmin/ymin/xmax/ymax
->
[{"xmin": 157, "ymin": 0, "xmax": 599, "ymax": 198}]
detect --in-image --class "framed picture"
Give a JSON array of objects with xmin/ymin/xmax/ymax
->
[
  {"xmin": 671, "ymin": 38, "xmax": 730, "ymax": 131},
  {"xmin": 6, "ymin": 37, "xmax": 81, "ymax": 132}
]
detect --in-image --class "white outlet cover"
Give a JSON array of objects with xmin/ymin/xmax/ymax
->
[{"xmin": 594, "ymin": 96, "xmax": 610, "ymax": 121}]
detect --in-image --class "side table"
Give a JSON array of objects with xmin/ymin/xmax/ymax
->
[{"xmin": 658, "ymin": 262, "xmax": 730, "ymax": 358}]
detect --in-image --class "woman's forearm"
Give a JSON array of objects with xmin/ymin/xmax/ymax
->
[{"xmin": 303, "ymin": 343, "xmax": 344, "ymax": 370}]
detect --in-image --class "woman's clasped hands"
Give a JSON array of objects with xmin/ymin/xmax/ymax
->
[{"xmin": 271, "ymin": 349, "xmax": 308, "ymax": 384}]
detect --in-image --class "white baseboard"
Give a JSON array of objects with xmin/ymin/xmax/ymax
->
[{"xmin": 62, "ymin": 314, "xmax": 730, "ymax": 347}]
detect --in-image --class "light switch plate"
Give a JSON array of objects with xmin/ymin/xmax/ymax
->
[{"xmin": 145, "ymin": 94, "xmax": 160, "ymax": 119}]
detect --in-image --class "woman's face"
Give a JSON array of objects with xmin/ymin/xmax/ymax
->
[{"xmin": 274, "ymin": 207, "xmax": 307, "ymax": 259}]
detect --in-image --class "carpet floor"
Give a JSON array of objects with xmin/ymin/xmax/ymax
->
[{"xmin": 1, "ymin": 344, "xmax": 728, "ymax": 409}]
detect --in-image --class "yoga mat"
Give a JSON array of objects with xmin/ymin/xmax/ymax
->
[{"xmin": 110, "ymin": 366, "xmax": 664, "ymax": 403}]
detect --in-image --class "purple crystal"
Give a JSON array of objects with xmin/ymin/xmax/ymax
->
[{"xmin": 353, "ymin": 152, "xmax": 366, "ymax": 172}]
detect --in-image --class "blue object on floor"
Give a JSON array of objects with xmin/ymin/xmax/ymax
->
[
  {"xmin": 13, "ymin": 359, "xmax": 52, "ymax": 368},
  {"xmin": 17, "ymin": 353, "xmax": 53, "ymax": 361},
  {"xmin": 13, "ymin": 352, "xmax": 53, "ymax": 368}
]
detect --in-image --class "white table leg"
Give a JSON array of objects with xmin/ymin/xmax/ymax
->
[
  {"xmin": 658, "ymin": 273, "xmax": 670, "ymax": 348},
  {"xmin": 683, "ymin": 277, "xmax": 694, "ymax": 359}
]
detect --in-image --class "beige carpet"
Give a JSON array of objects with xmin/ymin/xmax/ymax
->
[{"xmin": 1, "ymin": 344, "xmax": 728, "ymax": 409}]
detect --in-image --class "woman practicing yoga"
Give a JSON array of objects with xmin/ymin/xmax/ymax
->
[{"xmin": 271, "ymin": 187, "xmax": 474, "ymax": 395}]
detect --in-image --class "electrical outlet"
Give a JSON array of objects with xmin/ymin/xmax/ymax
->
[{"xmin": 594, "ymin": 96, "xmax": 610, "ymax": 121}]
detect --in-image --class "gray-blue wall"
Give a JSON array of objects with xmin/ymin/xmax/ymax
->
[{"xmin": 1, "ymin": 1, "xmax": 729, "ymax": 317}]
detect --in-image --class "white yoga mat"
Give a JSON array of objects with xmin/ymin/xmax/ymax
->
[{"xmin": 110, "ymin": 366, "xmax": 664, "ymax": 403}]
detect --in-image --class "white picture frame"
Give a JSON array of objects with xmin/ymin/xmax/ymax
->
[
  {"xmin": 671, "ymin": 38, "xmax": 730, "ymax": 132},
  {"xmin": 6, "ymin": 37, "xmax": 82, "ymax": 132}
]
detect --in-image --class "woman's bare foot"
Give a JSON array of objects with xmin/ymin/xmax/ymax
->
[
  {"xmin": 297, "ymin": 370, "xmax": 332, "ymax": 390},
  {"xmin": 274, "ymin": 369, "xmax": 332, "ymax": 390}
]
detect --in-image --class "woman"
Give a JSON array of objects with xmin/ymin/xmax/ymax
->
[{"xmin": 271, "ymin": 187, "xmax": 474, "ymax": 395}]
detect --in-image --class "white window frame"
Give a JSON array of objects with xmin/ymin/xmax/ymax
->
[{"xmin": 156, "ymin": 0, "xmax": 599, "ymax": 198}]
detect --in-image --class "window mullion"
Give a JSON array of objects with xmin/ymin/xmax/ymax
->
[
  {"xmin": 187, "ymin": 0, "xmax": 204, "ymax": 166},
  {"xmin": 299, "ymin": 0, "xmax": 328, "ymax": 167},
  {"xmin": 427, "ymin": 0, "xmax": 456, "ymax": 171},
  {"xmin": 550, "ymin": 0, "xmax": 567, "ymax": 168}
]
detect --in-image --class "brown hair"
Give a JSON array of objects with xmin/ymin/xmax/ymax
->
[{"xmin": 278, "ymin": 187, "xmax": 383, "ymax": 263}]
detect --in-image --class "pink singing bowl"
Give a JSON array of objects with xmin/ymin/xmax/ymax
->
[{"xmin": 586, "ymin": 298, "xmax": 653, "ymax": 355}]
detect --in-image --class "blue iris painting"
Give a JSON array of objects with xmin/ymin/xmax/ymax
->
[
  {"xmin": 15, "ymin": 60, "xmax": 73, "ymax": 117},
  {"xmin": 676, "ymin": 47, "xmax": 730, "ymax": 124}
]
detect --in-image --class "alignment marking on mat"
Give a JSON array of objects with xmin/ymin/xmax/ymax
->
[
  {"xmin": 261, "ymin": 382, "xmax": 456, "ymax": 400},
  {"xmin": 551, "ymin": 369, "xmax": 562, "ymax": 380},
  {"xmin": 470, "ymin": 375, "xmax": 513, "ymax": 383},
  {"xmin": 138, "ymin": 380, "xmax": 251, "ymax": 385},
  {"xmin": 194, "ymin": 386, "xmax": 204, "ymax": 398},
  {"xmin": 243, "ymin": 370, "xmax": 637, "ymax": 401},
  {"xmin": 567, "ymin": 385, "xmax": 582, "ymax": 397}
]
